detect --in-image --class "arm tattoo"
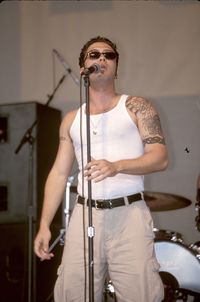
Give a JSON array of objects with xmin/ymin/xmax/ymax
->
[
  {"xmin": 126, "ymin": 96, "xmax": 166, "ymax": 145},
  {"xmin": 144, "ymin": 114, "xmax": 163, "ymax": 136},
  {"xmin": 143, "ymin": 136, "xmax": 165, "ymax": 146},
  {"xmin": 60, "ymin": 136, "xmax": 67, "ymax": 142}
]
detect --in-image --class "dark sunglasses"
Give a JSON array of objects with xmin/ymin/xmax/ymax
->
[{"xmin": 85, "ymin": 50, "xmax": 117, "ymax": 61}]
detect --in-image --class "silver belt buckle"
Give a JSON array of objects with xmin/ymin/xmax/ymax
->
[
  {"xmin": 108, "ymin": 200, "xmax": 113, "ymax": 209},
  {"xmin": 94, "ymin": 199, "xmax": 103, "ymax": 210},
  {"xmin": 94, "ymin": 199, "xmax": 113, "ymax": 209}
]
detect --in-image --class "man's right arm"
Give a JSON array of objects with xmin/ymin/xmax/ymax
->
[{"xmin": 34, "ymin": 110, "xmax": 77, "ymax": 260}]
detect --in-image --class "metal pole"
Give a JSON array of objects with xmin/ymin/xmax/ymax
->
[{"xmin": 84, "ymin": 75, "xmax": 94, "ymax": 302}]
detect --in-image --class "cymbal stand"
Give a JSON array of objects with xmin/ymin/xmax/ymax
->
[
  {"xmin": 195, "ymin": 188, "xmax": 200, "ymax": 232},
  {"xmin": 195, "ymin": 203, "xmax": 200, "ymax": 232}
]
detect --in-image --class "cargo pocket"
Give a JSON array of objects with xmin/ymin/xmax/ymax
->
[
  {"xmin": 151, "ymin": 258, "xmax": 160, "ymax": 272},
  {"xmin": 149, "ymin": 258, "xmax": 164, "ymax": 302},
  {"xmin": 54, "ymin": 264, "xmax": 65, "ymax": 302}
]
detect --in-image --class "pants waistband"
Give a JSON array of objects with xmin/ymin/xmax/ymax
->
[{"xmin": 77, "ymin": 193, "xmax": 143, "ymax": 209}]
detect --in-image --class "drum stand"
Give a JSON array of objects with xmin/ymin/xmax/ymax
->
[
  {"xmin": 173, "ymin": 289, "xmax": 200, "ymax": 302},
  {"xmin": 103, "ymin": 279, "xmax": 117, "ymax": 302},
  {"xmin": 162, "ymin": 287, "xmax": 200, "ymax": 302}
]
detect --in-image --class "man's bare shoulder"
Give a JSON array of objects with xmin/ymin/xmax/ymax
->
[
  {"xmin": 62, "ymin": 108, "xmax": 79, "ymax": 125},
  {"xmin": 125, "ymin": 95, "xmax": 152, "ymax": 114},
  {"xmin": 59, "ymin": 108, "xmax": 79, "ymax": 142}
]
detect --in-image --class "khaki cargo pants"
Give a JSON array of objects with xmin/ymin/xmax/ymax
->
[{"xmin": 54, "ymin": 199, "xmax": 164, "ymax": 302}]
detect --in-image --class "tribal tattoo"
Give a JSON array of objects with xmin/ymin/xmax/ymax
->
[
  {"xmin": 60, "ymin": 136, "xmax": 67, "ymax": 141},
  {"xmin": 126, "ymin": 96, "xmax": 166, "ymax": 146},
  {"xmin": 143, "ymin": 136, "xmax": 165, "ymax": 145}
]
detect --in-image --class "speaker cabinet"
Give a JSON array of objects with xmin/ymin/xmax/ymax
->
[
  {"xmin": 0, "ymin": 223, "xmax": 28, "ymax": 302},
  {"xmin": 0, "ymin": 101, "xmax": 61, "ymax": 223},
  {"xmin": 0, "ymin": 102, "xmax": 63, "ymax": 302}
]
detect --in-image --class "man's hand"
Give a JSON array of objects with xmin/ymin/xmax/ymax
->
[
  {"xmin": 84, "ymin": 158, "xmax": 118, "ymax": 182},
  {"xmin": 34, "ymin": 227, "xmax": 54, "ymax": 261}
]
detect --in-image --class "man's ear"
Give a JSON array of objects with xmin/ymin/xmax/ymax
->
[{"xmin": 80, "ymin": 67, "xmax": 84, "ymax": 75}]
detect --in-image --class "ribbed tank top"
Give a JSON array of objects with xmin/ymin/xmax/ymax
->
[{"xmin": 70, "ymin": 94, "xmax": 144, "ymax": 199}]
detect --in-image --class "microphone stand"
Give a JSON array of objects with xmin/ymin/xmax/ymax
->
[
  {"xmin": 14, "ymin": 74, "xmax": 66, "ymax": 302},
  {"xmin": 83, "ymin": 74, "xmax": 94, "ymax": 302},
  {"xmin": 15, "ymin": 74, "xmax": 66, "ymax": 154}
]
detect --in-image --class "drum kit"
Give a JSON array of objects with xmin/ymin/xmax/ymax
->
[{"xmin": 102, "ymin": 191, "xmax": 200, "ymax": 302}]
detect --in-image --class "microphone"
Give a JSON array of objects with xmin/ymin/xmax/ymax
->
[
  {"xmin": 81, "ymin": 63, "xmax": 101, "ymax": 76},
  {"xmin": 53, "ymin": 49, "xmax": 79, "ymax": 86}
]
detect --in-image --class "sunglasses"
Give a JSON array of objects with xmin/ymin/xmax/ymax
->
[{"xmin": 85, "ymin": 50, "xmax": 117, "ymax": 61}]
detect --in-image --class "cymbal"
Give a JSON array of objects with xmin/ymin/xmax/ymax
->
[{"xmin": 144, "ymin": 191, "xmax": 192, "ymax": 212}]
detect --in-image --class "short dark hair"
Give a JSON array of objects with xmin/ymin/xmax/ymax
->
[{"xmin": 79, "ymin": 36, "xmax": 119, "ymax": 69}]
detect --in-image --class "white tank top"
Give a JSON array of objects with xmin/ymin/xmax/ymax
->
[{"xmin": 70, "ymin": 94, "xmax": 144, "ymax": 199}]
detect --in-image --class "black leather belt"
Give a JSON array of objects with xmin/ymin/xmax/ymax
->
[{"xmin": 77, "ymin": 193, "xmax": 143, "ymax": 209}]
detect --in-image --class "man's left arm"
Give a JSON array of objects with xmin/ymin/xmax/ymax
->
[{"xmin": 115, "ymin": 96, "xmax": 168, "ymax": 175}]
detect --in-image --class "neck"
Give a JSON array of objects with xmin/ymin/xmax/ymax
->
[{"xmin": 88, "ymin": 82, "xmax": 119, "ymax": 114}]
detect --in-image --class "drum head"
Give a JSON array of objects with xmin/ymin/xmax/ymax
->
[{"xmin": 155, "ymin": 240, "xmax": 200, "ymax": 294}]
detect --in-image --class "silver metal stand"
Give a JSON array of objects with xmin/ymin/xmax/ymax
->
[
  {"xmin": 83, "ymin": 74, "xmax": 95, "ymax": 302},
  {"xmin": 48, "ymin": 172, "xmax": 78, "ymax": 253},
  {"xmin": 64, "ymin": 175, "xmax": 76, "ymax": 228}
]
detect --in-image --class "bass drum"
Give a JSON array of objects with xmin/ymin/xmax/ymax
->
[
  {"xmin": 154, "ymin": 240, "xmax": 200, "ymax": 294},
  {"xmin": 189, "ymin": 241, "xmax": 200, "ymax": 259},
  {"xmin": 153, "ymin": 228, "xmax": 183, "ymax": 243}
]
